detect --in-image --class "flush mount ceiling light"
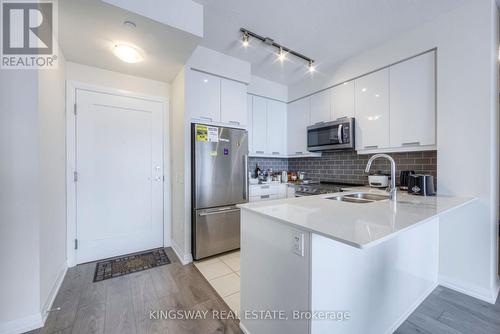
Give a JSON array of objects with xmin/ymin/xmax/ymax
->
[
  {"xmin": 240, "ymin": 28, "xmax": 315, "ymax": 73},
  {"xmin": 113, "ymin": 43, "xmax": 144, "ymax": 63}
]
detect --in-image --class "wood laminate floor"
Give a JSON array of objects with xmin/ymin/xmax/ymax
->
[
  {"xmin": 27, "ymin": 248, "xmax": 499, "ymax": 334},
  {"xmin": 32, "ymin": 248, "xmax": 242, "ymax": 334}
]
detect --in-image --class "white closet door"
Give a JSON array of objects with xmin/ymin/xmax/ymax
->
[{"xmin": 75, "ymin": 89, "xmax": 163, "ymax": 263}]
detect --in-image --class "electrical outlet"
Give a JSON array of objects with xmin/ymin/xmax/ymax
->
[{"xmin": 292, "ymin": 232, "xmax": 304, "ymax": 256}]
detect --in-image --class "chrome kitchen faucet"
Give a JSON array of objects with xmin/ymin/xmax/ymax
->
[{"xmin": 365, "ymin": 154, "xmax": 397, "ymax": 201}]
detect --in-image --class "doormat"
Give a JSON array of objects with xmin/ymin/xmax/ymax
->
[{"xmin": 93, "ymin": 248, "xmax": 171, "ymax": 282}]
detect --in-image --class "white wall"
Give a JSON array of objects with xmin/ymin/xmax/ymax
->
[
  {"xmin": 289, "ymin": 0, "xmax": 500, "ymax": 302},
  {"xmin": 187, "ymin": 46, "xmax": 251, "ymax": 84},
  {"xmin": 38, "ymin": 52, "xmax": 68, "ymax": 319},
  {"xmin": 102, "ymin": 0, "xmax": 204, "ymax": 38},
  {"xmin": 0, "ymin": 70, "xmax": 42, "ymax": 332},
  {"xmin": 170, "ymin": 68, "xmax": 189, "ymax": 262},
  {"xmin": 66, "ymin": 62, "xmax": 170, "ymax": 97},
  {"xmin": 248, "ymin": 75, "xmax": 288, "ymax": 102}
]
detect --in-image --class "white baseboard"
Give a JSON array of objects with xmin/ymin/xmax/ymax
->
[
  {"xmin": 170, "ymin": 239, "xmax": 193, "ymax": 265},
  {"xmin": 0, "ymin": 313, "xmax": 43, "ymax": 334},
  {"xmin": 385, "ymin": 281, "xmax": 438, "ymax": 334},
  {"xmin": 439, "ymin": 274, "xmax": 498, "ymax": 304},
  {"xmin": 41, "ymin": 264, "xmax": 68, "ymax": 323}
]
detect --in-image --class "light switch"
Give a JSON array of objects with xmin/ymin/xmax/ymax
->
[{"xmin": 292, "ymin": 232, "xmax": 304, "ymax": 256}]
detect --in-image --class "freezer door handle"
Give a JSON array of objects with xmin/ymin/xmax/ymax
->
[{"xmin": 198, "ymin": 207, "xmax": 240, "ymax": 216}]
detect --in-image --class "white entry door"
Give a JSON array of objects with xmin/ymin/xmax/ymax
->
[{"xmin": 75, "ymin": 89, "xmax": 164, "ymax": 264}]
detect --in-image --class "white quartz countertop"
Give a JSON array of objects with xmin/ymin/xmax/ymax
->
[{"xmin": 238, "ymin": 187, "xmax": 476, "ymax": 249}]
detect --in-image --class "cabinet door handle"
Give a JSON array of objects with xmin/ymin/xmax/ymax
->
[
  {"xmin": 261, "ymin": 195, "xmax": 270, "ymax": 199},
  {"xmin": 199, "ymin": 117, "xmax": 212, "ymax": 122},
  {"xmin": 272, "ymin": 152, "xmax": 280, "ymax": 155},
  {"xmin": 261, "ymin": 185, "xmax": 270, "ymax": 189},
  {"xmin": 314, "ymin": 121, "xmax": 325, "ymax": 125},
  {"xmin": 229, "ymin": 121, "xmax": 240, "ymax": 125},
  {"xmin": 256, "ymin": 150, "xmax": 265, "ymax": 154},
  {"xmin": 295, "ymin": 151, "xmax": 303, "ymax": 155},
  {"xmin": 364, "ymin": 145, "xmax": 378, "ymax": 149},
  {"xmin": 402, "ymin": 141, "xmax": 420, "ymax": 146}
]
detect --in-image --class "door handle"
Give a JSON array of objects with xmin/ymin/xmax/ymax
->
[
  {"xmin": 364, "ymin": 145, "xmax": 378, "ymax": 149},
  {"xmin": 402, "ymin": 141, "xmax": 420, "ymax": 146},
  {"xmin": 199, "ymin": 208, "xmax": 240, "ymax": 216},
  {"xmin": 244, "ymin": 155, "xmax": 248, "ymax": 200}
]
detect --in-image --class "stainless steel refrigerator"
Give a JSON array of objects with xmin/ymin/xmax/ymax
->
[{"xmin": 191, "ymin": 124, "xmax": 248, "ymax": 260}]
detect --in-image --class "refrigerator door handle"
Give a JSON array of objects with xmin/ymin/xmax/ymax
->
[
  {"xmin": 198, "ymin": 207, "xmax": 240, "ymax": 216},
  {"xmin": 244, "ymin": 155, "xmax": 248, "ymax": 201}
]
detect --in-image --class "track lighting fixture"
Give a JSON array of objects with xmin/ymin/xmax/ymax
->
[{"xmin": 240, "ymin": 28, "xmax": 315, "ymax": 73}]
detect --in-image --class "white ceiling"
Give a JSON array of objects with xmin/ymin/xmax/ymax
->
[
  {"xmin": 59, "ymin": 0, "xmax": 201, "ymax": 83},
  {"xmin": 195, "ymin": 0, "xmax": 468, "ymax": 85}
]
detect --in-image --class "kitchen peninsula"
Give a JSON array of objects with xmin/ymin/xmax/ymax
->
[{"xmin": 238, "ymin": 189, "xmax": 475, "ymax": 334}]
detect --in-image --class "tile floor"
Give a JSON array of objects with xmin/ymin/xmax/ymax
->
[{"xmin": 194, "ymin": 251, "xmax": 241, "ymax": 316}]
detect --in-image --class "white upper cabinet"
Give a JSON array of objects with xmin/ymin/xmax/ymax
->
[
  {"xmin": 287, "ymin": 97, "xmax": 311, "ymax": 155},
  {"xmin": 355, "ymin": 68, "xmax": 390, "ymax": 150},
  {"xmin": 186, "ymin": 69, "xmax": 221, "ymax": 122},
  {"xmin": 310, "ymin": 89, "xmax": 331, "ymax": 125},
  {"xmin": 251, "ymin": 96, "xmax": 267, "ymax": 154},
  {"xmin": 266, "ymin": 100, "xmax": 287, "ymax": 155},
  {"xmin": 185, "ymin": 68, "xmax": 248, "ymax": 127},
  {"xmin": 390, "ymin": 52, "xmax": 436, "ymax": 147},
  {"xmin": 221, "ymin": 79, "xmax": 247, "ymax": 126},
  {"xmin": 332, "ymin": 80, "xmax": 355, "ymax": 120}
]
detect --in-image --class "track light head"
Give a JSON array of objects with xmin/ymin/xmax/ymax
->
[
  {"xmin": 308, "ymin": 60, "xmax": 316, "ymax": 73},
  {"xmin": 242, "ymin": 31, "xmax": 249, "ymax": 47},
  {"xmin": 277, "ymin": 47, "xmax": 286, "ymax": 63}
]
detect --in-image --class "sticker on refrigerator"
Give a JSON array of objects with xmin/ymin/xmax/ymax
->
[
  {"xmin": 207, "ymin": 126, "xmax": 219, "ymax": 142},
  {"xmin": 209, "ymin": 151, "xmax": 218, "ymax": 157},
  {"xmin": 195, "ymin": 124, "xmax": 208, "ymax": 142},
  {"xmin": 224, "ymin": 148, "xmax": 229, "ymax": 155}
]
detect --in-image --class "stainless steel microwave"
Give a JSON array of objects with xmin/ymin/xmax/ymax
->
[{"xmin": 307, "ymin": 118, "xmax": 355, "ymax": 151}]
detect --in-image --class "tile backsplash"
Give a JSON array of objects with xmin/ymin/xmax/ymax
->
[
  {"xmin": 288, "ymin": 150, "xmax": 437, "ymax": 186},
  {"xmin": 248, "ymin": 157, "xmax": 288, "ymax": 177}
]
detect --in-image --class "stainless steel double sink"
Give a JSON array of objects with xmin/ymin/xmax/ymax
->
[{"xmin": 326, "ymin": 192, "xmax": 389, "ymax": 204}]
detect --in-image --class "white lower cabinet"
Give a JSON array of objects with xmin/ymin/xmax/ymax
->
[{"xmin": 249, "ymin": 183, "xmax": 287, "ymax": 202}]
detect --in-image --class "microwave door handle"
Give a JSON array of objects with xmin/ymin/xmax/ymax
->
[{"xmin": 338, "ymin": 124, "xmax": 343, "ymax": 144}]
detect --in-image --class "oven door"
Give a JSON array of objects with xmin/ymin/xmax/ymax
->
[{"xmin": 307, "ymin": 119, "xmax": 354, "ymax": 151}]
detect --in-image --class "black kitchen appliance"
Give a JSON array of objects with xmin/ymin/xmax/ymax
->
[
  {"xmin": 399, "ymin": 170, "xmax": 415, "ymax": 190},
  {"xmin": 407, "ymin": 174, "xmax": 435, "ymax": 196}
]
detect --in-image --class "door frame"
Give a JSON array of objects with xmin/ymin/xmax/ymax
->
[{"xmin": 65, "ymin": 81, "xmax": 171, "ymax": 267}]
